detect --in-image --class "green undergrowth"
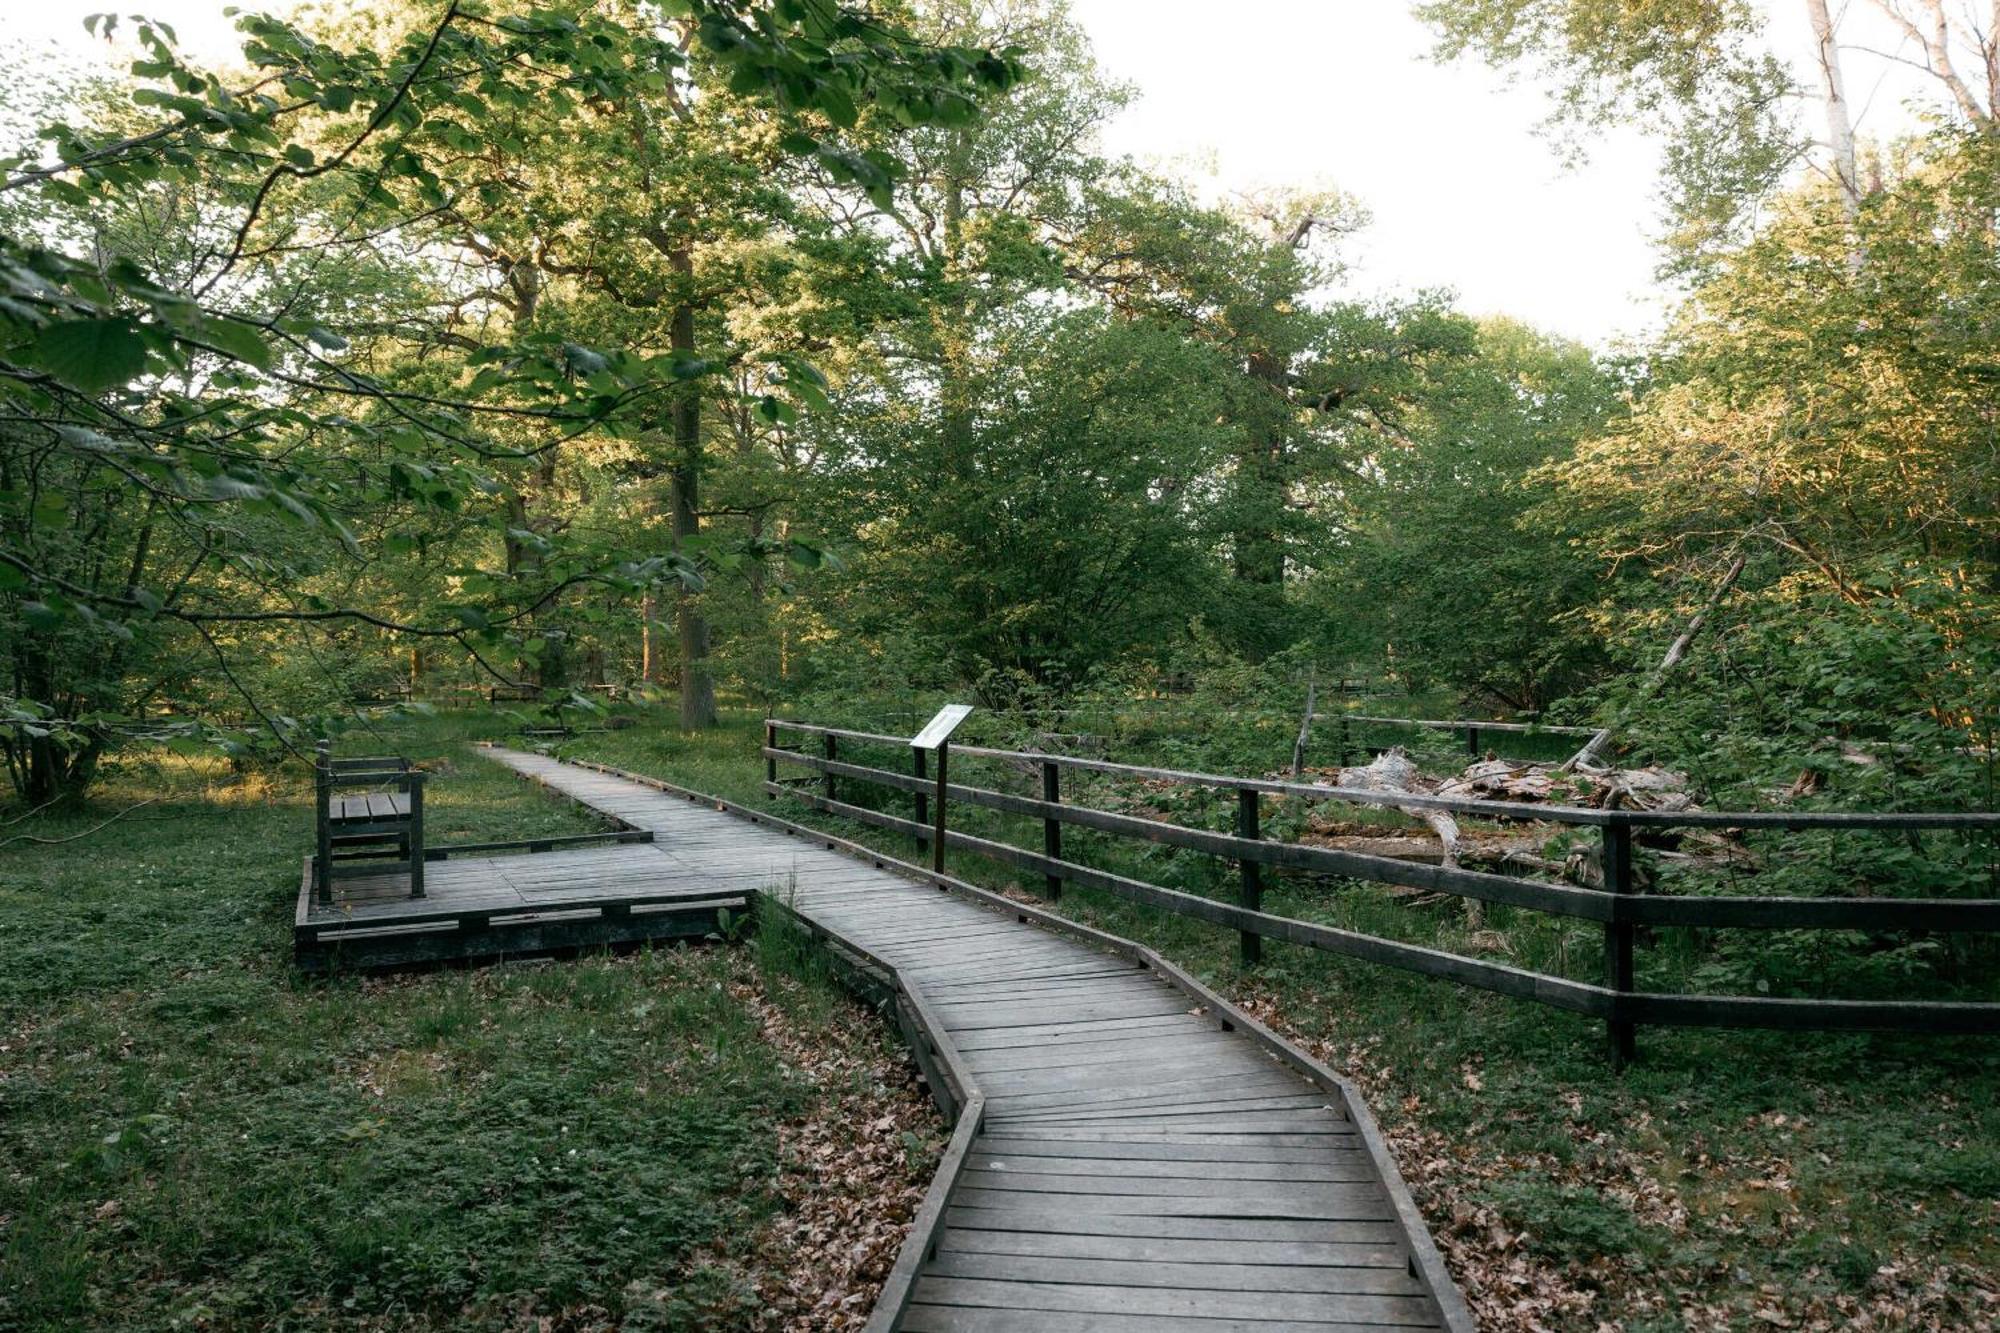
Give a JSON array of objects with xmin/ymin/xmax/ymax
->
[
  {"xmin": 0, "ymin": 717, "xmax": 913, "ymax": 1331},
  {"xmin": 560, "ymin": 706, "xmax": 2000, "ymax": 1331}
]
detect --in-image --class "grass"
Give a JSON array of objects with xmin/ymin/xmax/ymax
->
[
  {"xmin": 0, "ymin": 714, "xmax": 937, "ymax": 1332},
  {"xmin": 556, "ymin": 705, "xmax": 2000, "ymax": 1332}
]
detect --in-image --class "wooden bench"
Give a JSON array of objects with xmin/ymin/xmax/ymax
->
[{"xmin": 314, "ymin": 742, "xmax": 425, "ymax": 905}]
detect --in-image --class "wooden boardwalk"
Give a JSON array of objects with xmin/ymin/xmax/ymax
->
[
  {"xmin": 483, "ymin": 748, "xmax": 1473, "ymax": 1332},
  {"xmin": 294, "ymin": 838, "xmax": 744, "ymax": 971}
]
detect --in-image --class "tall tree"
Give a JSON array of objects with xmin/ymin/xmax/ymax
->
[
  {"xmin": 0, "ymin": 0, "xmax": 1020, "ymax": 794},
  {"xmin": 1325, "ymin": 318, "xmax": 1626, "ymax": 710}
]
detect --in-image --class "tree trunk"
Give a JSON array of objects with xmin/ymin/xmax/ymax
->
[
  {"xmin": 640, "ymin": 593, "xmax": 661, "ymax": 684},
  {"xmin": 1805, "ymin": 0, "xmax": 1862, "ymax": 225},
  {"xmin": 1232, "ymin": 353, "xmax": 1290, "ymax": 587},
  {"xmin": 671, "ymin": 452, "xmax": 715, "ymax": 728},
  {"xmin": 1290, "ymin": 675, "xmax": 1317, "ymax": 779},
  {"xmin": 670, "ymin": 248, "xmax": 717, "ymax": 730}
]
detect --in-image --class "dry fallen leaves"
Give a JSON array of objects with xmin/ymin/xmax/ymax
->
[{"xmin": 731, "ymin": 980, "xmax": 943, "ymax": 1333}]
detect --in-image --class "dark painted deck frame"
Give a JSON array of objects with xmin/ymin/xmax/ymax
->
[{"xmin": 478, "ymin": 747, "xmax": 1476, "ymax": 1333}]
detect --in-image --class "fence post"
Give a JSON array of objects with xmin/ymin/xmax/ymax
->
[
  {"xmin": 931, "ymin": 739, "xmax": 950, "ymax": 874},
  {"xmin": 1040, "ymin": 759, "xmax": 1063, "ymax": 900},
  {"xmin": 764, "ymin": 721, "xmax": 777, "ymax": 791},
  {"xmin": 1603, "ymin": 821, "xmax": 1637, "ymax": 1068},
  {"xmin": 912, "ymin": 746, "xmax": 929, "ymax": 855},
  {"xmin": 1467, "ymin": 724, "xmax": 1482, "ymax": 758},
  {"xmin": 314, "ymin": 741, "xmax": 334, "ymax": 905},
  {"xmin": 823, "ymin": 731, "xmax": 837, "ymax": 804},
  {"xmin": 1336, "ymin": 716, "xmax": 1351, "ymax": 768},
  {"xmin": 1237, "ymin": 788, "xmax": 1263, "ymax": 965},
  {"xmin": 407, "ymin": 773, "xmax": 425, "ymax": 899}
]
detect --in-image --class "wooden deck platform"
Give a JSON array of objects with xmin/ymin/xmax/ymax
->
[
  {"xmin": 293, "ymin": 840, "xmax": 744, "ymax": 971},
  {"xmin": 482, "ymin": 747, "xmax": 1475, "ymax": 1332}
]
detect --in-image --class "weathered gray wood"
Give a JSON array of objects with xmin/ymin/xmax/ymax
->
[
  {"xmin": 936, "ymin": 1227, "xmax": 1402, "ymax": 1267},
  {"xmin": 899, "ymin": 1308, "xmax": 1438, "ymax": 1333},
  {"xmin": 972, "ymin": 1136, "xmax": 1357, "ymax": 1163},
  {"xmin": 906, "ymin": 1276, "xmax": 1439, "ymax": 1325},
  {"xmin": 481, "ymin": 748, "xmax": 1472, "ymax": 1333},
  {"xmin": 954, "ymin": 1169, "xmax": 1376, "ymax": 1200},
  {"xmin": 963, "ymin": 1152, "xmax": 1371, "ymax": 1182},
  {"xmin": 927, "ymin": 1252, "xmax": 1423, "ymax": 1296},
  {"xmin": 964, "ymin": 1129, "xmax": 1356, "ymax": 1148},
  {"xmin": 942, "ymin": 1206, "xmax": 1400, "ymax": 1244},
  {"xmin": 945, "ymin": 1187, "xmax": 1389, "ymax": 1222},
  {"xmin": 962, "ymin": 1034, "xmax": 1246, "ymax": 1074}
]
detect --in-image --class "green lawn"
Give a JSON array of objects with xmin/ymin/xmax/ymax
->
[
  {"xmin": 556, "ymin": 707, "xmax": 2000, "ymax": 1333},
  {"xmin": 0, "ymin": 716, "xmax": 939, "ymax": 1332}
]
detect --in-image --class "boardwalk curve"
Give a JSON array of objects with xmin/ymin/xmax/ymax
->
[{"xmin": 484, "ymin": 747, "xmax": 1475, "ymax": 1332}]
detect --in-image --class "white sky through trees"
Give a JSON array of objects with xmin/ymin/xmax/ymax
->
[{"xmin": 9, "ymin": 0, "xmax": 1954, "ymax": 346}]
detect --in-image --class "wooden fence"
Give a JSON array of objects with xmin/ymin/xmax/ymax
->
[
  {"xmin": 764, "ymin": 718, "xmax": 2000, "ymax": 1065},
  {"xmin": 1333, "ymin": 714, "xmax": 1593, "ymax": 761}
]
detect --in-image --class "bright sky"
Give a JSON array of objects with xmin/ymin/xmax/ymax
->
[
  {"xmin": 7, "ymin": 0, "xmax": 1956, "ymax": 347},
  {"xmin": 1070, "ymin": 0, "xmax": 1948, "ymax": 348}
]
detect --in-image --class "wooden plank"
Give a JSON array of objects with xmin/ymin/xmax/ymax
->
[
  {"xmin": 963, "ymin": 1034, "xmax": 1247, "ymax": 1074},
  {"xmin": 898, "ymin": 1304, "xmax": 1428, "ymax": 1332},
  {"xmin": 973, "ymin": 1136, "xmax": 1356, "ymax": 1164},
  {"xmin": 949, "ymin": 1015, "xmax": 1210, "ymax": 1051},
  {"xmin": 906, "ymin": 1276, "xmax": 1439, "ymax": 1326},
  {"xmin": 969, "ymin": 1055, "xmax": 1291, "ymax": 1099},
  {"xmin": 942, "ymin": 1206, "xmax": 1399, "ymax": 1245},
  {"xmin": 924, "ymin": 962, "xmax": 1142, "ymax": 988},
  {"xmin": 920, "ymin": 972, "xmax": 1165, "ymax": 998},
  {"xmin": 989, "ymin": 1109, "xmax": 1346, "ymax": 1134},
  {"xmin": 927, "ymin": 1251, "xmax": 1424, "ymax": 1297},
  {"xmin": 936, "ymin": 1226, "xmax": 1405, "ymax": 1268},
  {"xmin": 954, "ymin": 1170, "xmax": 1376, "ymax": 1202},
  {"xmin": 982, "ymin": 1079, "xmax": 1322, "ymax": 1115},
  {"xmin": 963, "ymin": 1153, "xmax": 1372, "ymax": 1184},
  {"xmin": 947, "ymin": 1187, "xmax": 1390, "ymax": 1222},
  {"xmin": 936, "ymin": 999, "xmax": 1203, "ymax": 1030}
]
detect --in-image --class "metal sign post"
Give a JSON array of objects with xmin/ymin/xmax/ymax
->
[{"xmin": 911, "ymin": 704, "xmax": 973, "ymax": 873}]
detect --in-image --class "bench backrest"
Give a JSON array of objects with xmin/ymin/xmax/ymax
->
[{"xmin": 314, "ymin": 743, "xmax": 422, "ymax": 800}]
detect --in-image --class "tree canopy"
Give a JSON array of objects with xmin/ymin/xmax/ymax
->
[{"xmin": 1, "ymin": 0, "xmax": 1992, "ymax": 815}]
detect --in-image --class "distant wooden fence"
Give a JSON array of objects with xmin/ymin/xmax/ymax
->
[
  {"xmin": 764, "ymin": 719, "xmax": 2000, "ymax": 1065},
  {"xmin": 1332, "ymin": 714, "xmax": 1594, "ymax": 760}
]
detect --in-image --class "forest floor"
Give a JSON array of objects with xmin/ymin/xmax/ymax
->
[
  {"xmin": 0, "ymin": 716, "xmax": 942, "ymax": 1332},
  {"xmin": 556, "ymin": 706, "xmax": 2000, "ymax": 1333}
]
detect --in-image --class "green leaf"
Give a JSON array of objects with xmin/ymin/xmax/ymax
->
[
  {"xmin": 33, "ymin": 319, "xmax": 148, "ymax": 393},
  {"xmin": 198, "ymin": 317, "xmax": 273, "ymax": 369}
]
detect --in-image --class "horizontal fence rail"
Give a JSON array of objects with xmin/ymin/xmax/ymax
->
[{"xmin": 763, "ymin": 719, "xmax": 2000, "ymax": 1064}]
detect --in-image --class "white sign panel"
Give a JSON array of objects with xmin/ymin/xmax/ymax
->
[{"xmin": 910, "ymin": 703, "xmax": 974, "ymax": 751}]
